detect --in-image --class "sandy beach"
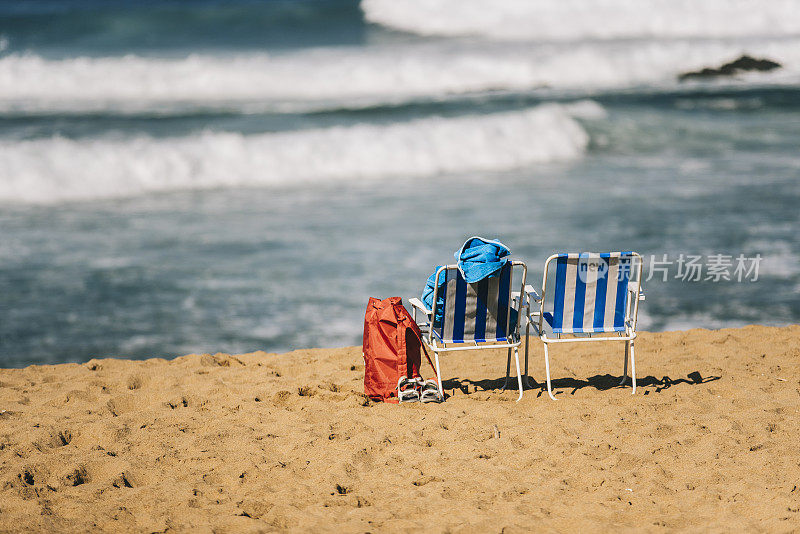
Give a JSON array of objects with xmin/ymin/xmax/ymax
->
[{"xmin": 1, "ymin": 325, "xmax": 799, "ymax": 532}]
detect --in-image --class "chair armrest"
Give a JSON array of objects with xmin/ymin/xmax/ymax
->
[
  {"xmin": 514, "ymin": 285, "xmax": 543, "ymax": 312},
  {"xmin": 628, "ymin": 282, "xmax": 645, "ymax": 301},
  {"xmin": 408, "ymin": 297, "xmax": 431, "ymax": 316},
  {"xmin": 524, "ymin": 285, "xmax": 542, "ymax": 303}
]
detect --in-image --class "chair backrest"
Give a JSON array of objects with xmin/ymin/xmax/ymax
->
[
  {"xmin": 432, "ymin": 262, "xmax": 517, "ymax": 344},
  {"xmin": 545, "ymin": 252, "xmax": 639, "ymax": 334}
]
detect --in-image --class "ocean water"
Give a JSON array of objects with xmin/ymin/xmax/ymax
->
[{"xmin": 1, "ymin": 0, "xmax": 799, "ymax": 367}]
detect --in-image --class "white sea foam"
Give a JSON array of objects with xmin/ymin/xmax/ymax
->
[
  {"xmin": 744, "ymin": 240, "xmax": 800, "ymax": 278},
  {"xmin": 1, "ymin": 37, "xmax": 799, "ymax": 114},
  {"xmin": 363, "ymin": 0, "xmax": 800, "ymax": 41},
  {"xmin": 560, "ymin": 100, "xmax": 608, "ymax": 120},
  {"xmin": 0, "ymin": 105, "xmax": 589, "ymax": 204}
]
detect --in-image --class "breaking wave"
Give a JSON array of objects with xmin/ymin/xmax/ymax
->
[
  {"xmin": 0, "ymin": 105, "xmax": 589, "ymax": 204},
  {"xmin": 1, "ymin": 37, "xmax": 799, "ymax": 114},
  {"xmin": 362, "ymin": 0, "xmax": 800, "ymax": 41}
]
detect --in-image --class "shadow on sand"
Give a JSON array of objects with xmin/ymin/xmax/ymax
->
[{"xmin": 442, "ymin": 371, "xmax": 721, "ymax": 398}]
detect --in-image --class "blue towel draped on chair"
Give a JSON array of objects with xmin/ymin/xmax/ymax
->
[{"xmin": 422, "ymin": 236, "xmax": 512, "ymax": 327}]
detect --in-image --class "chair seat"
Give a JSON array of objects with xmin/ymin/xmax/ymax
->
[
  {"xmin": 432, "ymin": 306, "xmax": 518, "ymax": 344},
  {"xmin": 543, "ymin": 312, "xmax": 626, "ymax": 334},
  {"xmin": 434, "ymin": 330, "xmax": 509, "ymax": 344}
]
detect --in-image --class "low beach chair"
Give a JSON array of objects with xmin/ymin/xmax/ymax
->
[
  {"xmin": 521, "ymin": 252, "xmax": 645, "ymax": 400},
  {"xmin": 409, "ymin": 261, "xmax": 528, "ymax": 402}
]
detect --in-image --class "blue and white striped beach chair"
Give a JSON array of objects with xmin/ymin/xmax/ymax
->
[
  {"xmin": 522, "ymin": 252, "xmax": 645, "ymax": 400},
  {"xmin": 409, "ymin": 261, "xmax": 529, "ymax": 402}
]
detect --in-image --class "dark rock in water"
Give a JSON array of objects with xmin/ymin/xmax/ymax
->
[{"xmin": 679, "ymin": 55, "xmax": 781, "ymax": 81}]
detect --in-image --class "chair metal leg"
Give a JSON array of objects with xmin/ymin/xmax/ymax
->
[
  {"xmin": 502, "ymin": 347, "xmax": 512, "ymax": 390},
  {"xmin": 523, "ymin": 326, "xmax": 533, "ymax": 389},
  {"xmin": 543, "ymin": 342, "xmax": 557, "ymax": 400},
  {"xmin": 619, "ymin": 341, "xmax": 629, "ymax": 386},
  {"xmin": 524, "ymin": 336, "xmax": 537, "ymax": 389},
  {"xmin": 433, "ymin": 351, "xmax": 444, "ymax": 400},
  {"xmin": 630, "ymin": 340, "xmax": 636, "ymax": 395},
  {"xmin": 513, "ymin": 346, "xmax": 523, "ymax": 402}
]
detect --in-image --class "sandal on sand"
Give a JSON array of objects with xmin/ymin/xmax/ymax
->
[
  {"xmin": 420, "ymin": 379, "xmax": 443, "ymax": 403},
  {"xmin": 397, "ymin": 377, "xmax": 420, "ymax": 403}
]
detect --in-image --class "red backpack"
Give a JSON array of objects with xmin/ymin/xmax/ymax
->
[{"xmin": 362, "ymin": 296, "xmax": 436, "ymax": 403}]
